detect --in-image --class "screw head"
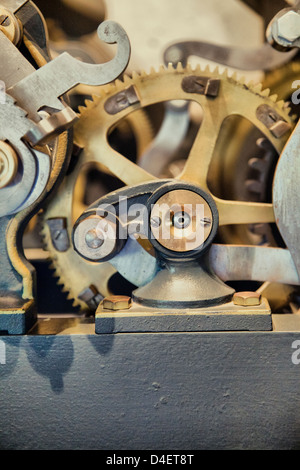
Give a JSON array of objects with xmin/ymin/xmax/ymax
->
[
  {"xmin": 85, "ymin": 228, "xmax": 105, "ymax": 249},
  {"xmin": 150, "ymin": 216, "xmax": 162, "ymax": 228},
  {"xmin": 233, "ymin": 291, "xmax": 262, "ymax": 307},
  {"xmin": 200, "ymin": 216, "xmax": 212, "ymax": 227},
  {"xmin": 102, "ymin": 295, "xmax": 132, "ymax": 311}
]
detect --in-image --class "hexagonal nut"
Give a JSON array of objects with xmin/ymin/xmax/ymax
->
[
  {"xmin": 233, "ymin": 291, "xmax": 262, "ymax": 307},
  {"xmin": 102, "ymin": 295, "xmax": 132, "ymax": 311},
  {"xmin": 277, "ymin": 10, "xmax": 300, "ymax": 43}
]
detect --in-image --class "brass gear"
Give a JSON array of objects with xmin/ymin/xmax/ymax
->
[
  {"xmin": 214, "ymin": 61, "xmax": 300, "ymax": 246},
  {"xmin": 263, "ymin": 61, "xmax": 300, "ymax": 102},
  {"xmin": 41, "ymin": 101, "xmax": 154, "ymax": 309},
  {"xmin": 41, "ymin": 64, "xmax": 294, "ymax": 310}
]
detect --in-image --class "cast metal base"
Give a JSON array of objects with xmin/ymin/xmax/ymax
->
[
  {"xmin": 0, "ymin": 298, "xmax": 36, "ymax": 334},
  {"xmin": 95, "ymin": 298, "xmax": 272, "ymax": 333}
]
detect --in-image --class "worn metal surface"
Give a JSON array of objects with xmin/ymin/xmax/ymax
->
[
  {"xmin": 8, "ymin": 20, "xmax": 131, "ymax": 119},
  {"xmin": 95, "ymin": 298, "xmax": 272, "ymax": 333},
  {"xmin": 273, "ymin": 119, "xmax": 300, "ymax": 280},
  {"xmin": 46, "ymin": 218, "xmax": 70, "ymax": 252},
  {"xmin": 0, "ymin": 94, "xmax": 50, "ymax": 217},
  {"xmin": 210, "ymin": 245, "xmax": 300, "ymax": 285},
  {"xmin": 139, "ymin": 102, "xmax": 190, "ymax": 177},
  {"xmin": 164, "ymin": 41, "xmax": 296, "ymax": 71},
  {"xmin": 132, "ymin": 260, "xmax": 234, "ymax": 309},
  {"xmin": 113, "ymin": 243, "xmax": 300, "ymax": 287},
  {"xmin": 1, "ymin": 323, "xmax": 300, "ymax": 449},
  {"xmin": 1, "ymin": 0, "xmax": 28, "ymax": 12}
]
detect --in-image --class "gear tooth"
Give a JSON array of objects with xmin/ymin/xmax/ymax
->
[
  {"xmin": 123, "ymin": 73, "xmax": 132, "ymax": 85},
  {"xmin": 292, "ymin": 113, "xmax": 298, "ymax": 121},
  {"xmin": 48, "ymin": 261, "xmax": 56, "ymax": 270},
  {"xmin": 84, "ymin": 98, "xmax": 94, "ymax": 108},
  {"xmin": 159, "ymin": 64, "xmax": 166, "ymax": 74},
  {"xmin": 78, "ymin": 105, "xmax": 88, "ymax": 115},
  {"xmin": 131, "ymin": 70, "xmax": 140, "ymax": 79},
  {"xmin": 105, "ymin": 82, "xmax": 116, "ymax": 94},
  {"xmin": 230, "ymin": 71, "xmax": 238, "ymax": 82},
  {"xmin": 212, "ymin": 65, "xmax": 220, "ymax": 75},
  {"xmin": 260, "ymin": 87, "xmax": 270, "ymax": 97},
  {"xmin": 192, "ymin": 63, "xmax": 201, "ymax": 73},
  {"xmin": 276, "ymin": 99, "xmax": 285, "ymax": 109},
  {"xmin": 248, "ymin": 157, "xmax": 266, "ymax": 172},
  {"xmin": 186, "ymin": 63, "xmax": 193, "ymax": 73},
  {"xmin": 167, "ymin": 62, "xmax": 175, "ymax": 71},
  {"xmin": 269, "ymin": 93, "xmax": 278, "ymax": 103},
  {"xmin": 221, "ymin": 68, "xmax": 229, "ymax": 78},
  {"xmin": 149, "ymin": 66, "xmax": 155, "ymax": 75},
  {"xmin": 91, "ymin": 93, "xmax": 102, "ymax": 103},
  {"xmin": 252, "ymin": 83, "xmax": 263, "ymax": 94},
  {"xmin": 72, "ymin": 298, "xmax": 80, "ymax": 308},
  {"xmin": 66, "ymin": 291, "xmax": 74, "ymax": 301},
  {"xmin": 175, "ymin": 62, "xmax": 184, "ymax": 72},
  {"xmin": 139, "ymin": 69, "xmax": 147, "ymax": 78},
  {"xmin": 246, "ymin": 80, "xmax": 255, "ymax": 89},
  {"xmin": 115, "ymin": 78, "xmax": 125, "ymax": 90},
  {"xmin": 237, "ymin": 75, "xmax": 246, "ymax": 85}
]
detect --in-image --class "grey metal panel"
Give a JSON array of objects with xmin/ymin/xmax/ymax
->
[{"xmin": 1, "ymin": 328, "xmax": 300, "ymax": 449}]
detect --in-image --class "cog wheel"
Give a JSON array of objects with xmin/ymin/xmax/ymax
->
[
  {"xmin": 41, "ymin": 64, "xmax": 294, "ymax": 310},
  {"xmin": 214, "ymin": 61, "xmax": 300, "ymax": 246},
  {"xmin": 41, "ymin": 101, "xmax": 154, "ymax": 309}
]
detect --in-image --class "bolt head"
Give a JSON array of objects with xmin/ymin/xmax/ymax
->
[
  {"xmin": 233, "ymin": 291, "xmax": 262, "ymax": 307},
  {"xmin": 277, "ymin": 10, "xmax": 300, "ymax": 43},
  {"xmin": 102, "ymin": 295, "xmax": 132, "ymax": 311}
]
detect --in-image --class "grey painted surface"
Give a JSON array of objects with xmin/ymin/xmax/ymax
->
[
  {"xmin": 95, "ymin": 308, "xmax": 272, "ymax": 333},
  {"xmin": 1, "ymin": 329, "xmax": 300, "ymax": 449}
]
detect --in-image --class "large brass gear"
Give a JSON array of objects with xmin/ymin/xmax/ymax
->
[
  {"xmin": 41, "ymin": 104, "xmax": 154, "ymax": 309},
  {"xmin": 41, "ymin": 63, "xmax": 294, "ymax": 310}
]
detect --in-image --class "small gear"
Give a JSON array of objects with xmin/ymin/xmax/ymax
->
[
  {"xmin": 41, "ymin": 64, "xmax": 294, "ymax": 310},
  {"xmin": 216, "ymin": 61, "xmax": 300, "ymax": 247}
]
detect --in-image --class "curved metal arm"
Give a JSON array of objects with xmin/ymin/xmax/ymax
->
[
  {"xmin": 8, "ymin": 21, "xmax": 131, "ymax": 118},
  {"xmin": 164, "ymin": 40, "xmax": 296, "ymax": 71},
  {"xmin": 67, "ymin": 21, "xmax": 131, "ymax": 86}
]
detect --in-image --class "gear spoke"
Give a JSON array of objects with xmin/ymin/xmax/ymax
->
[
  {"xmin": 177, "ymin": 112, "xmax": 224, "ymax": 189},
  {"xmin": 215, "ymin": 198, "xmax": 275, "ymax": 226},
  {"xmin": 86, "ymin": 137, "xmax": 156, "ymax": 186}
]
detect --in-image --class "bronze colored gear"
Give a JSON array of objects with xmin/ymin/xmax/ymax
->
[
  {"xmin": 41, "ymin": 102, "xmax": 154, "ymax": 309},
  {"xmin": 215, "ymin": 61, "xmax": 300, "ymax": 246},
  {"xmin": 263, "ymin": 61, "xmax": 300, "ymax": 102},
  {"xmin": 41, "ymin": 64, "xmax": 294, "ymax": 310}
]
